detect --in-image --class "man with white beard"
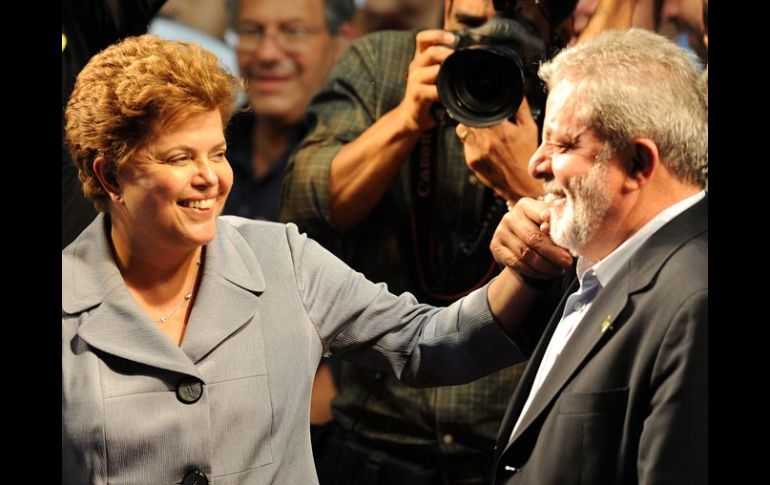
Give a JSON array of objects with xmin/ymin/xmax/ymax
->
[
  {"xmin": 542, "ymin": 159, "xmax": 612, "ymax": 255},
  {"xmin": 488, "ymin": 28, "xmax": 707, "ymax": 484}
]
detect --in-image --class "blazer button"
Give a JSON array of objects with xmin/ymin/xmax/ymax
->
[
  {"xmin": 182, "ymin": 469, "xmax": 208, "ymax": 485},
  {"xmin": 176, "ymin": 378, "xmax": 203, "ymax": 404}
]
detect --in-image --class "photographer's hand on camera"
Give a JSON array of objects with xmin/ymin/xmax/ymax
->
[
  {"xmin": 491, "ymin": 197, "xmax": 573, "ymax": 283},
  {"xmin": 327, "ymin": 29, "xmax": 456, "ymax": 229},
  {"xmin": 457, "ymin": 98, "xmax": 544, "ymax": 203},
  {"xmin": 397, "ymin": 30, "xmax": 457, "ymax": 133}
]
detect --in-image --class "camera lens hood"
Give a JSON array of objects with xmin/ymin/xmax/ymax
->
[{"xmin": 437, "ymin": 44, "xmax": 525, "ymax": 127}]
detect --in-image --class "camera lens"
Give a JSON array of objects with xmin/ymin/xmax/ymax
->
[{"xmin": 437, "ymin": 45, "xmax": 525, "ymax": 127}]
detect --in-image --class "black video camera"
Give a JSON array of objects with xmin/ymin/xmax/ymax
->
[{"xmin": 437, "ymin": 0, "xmax": 574, "ymax": 127}]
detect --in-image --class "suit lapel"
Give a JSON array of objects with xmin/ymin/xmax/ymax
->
[
  {"xmin": 507, "ymin": 272, "xmax": 630, "ymax": 445},
  {"xmin": 496, "ymin": 277, "xmax": 578, "ymax": 452},
  {"xmin": 500, "ymin": 195, "xmax": 708, "ymax": 452},
  {"xmin": 64, "ymin": 215, "xmax": 266, "ymax": 377},
  {"xmin": 181, "ymin": 219, "xmax": 265, "ymax": 363},
  {"xmin": 77, "ymin": 283, "xmax": 204, "ymax": 378}
]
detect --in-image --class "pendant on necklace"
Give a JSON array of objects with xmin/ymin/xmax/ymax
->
[{"xmin": 159, "ymin": 292, "xmax": 193, "ymax": 323}]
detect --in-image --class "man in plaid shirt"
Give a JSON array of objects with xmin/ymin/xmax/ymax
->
[{"xmin": 281, "ymin": 1, "xmax": 578, "ymax": 483}]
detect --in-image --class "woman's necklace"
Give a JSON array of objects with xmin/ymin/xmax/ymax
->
[
  {"xmin": 157, "ymin": 260, "xmax": 200, "ymax": 324},
  {"xmin": 158, "ymin": 292, "xmax": 193, "ymax": 323}
]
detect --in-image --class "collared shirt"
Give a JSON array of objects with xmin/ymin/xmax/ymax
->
[{"xmin": 510, "ymin": 190, "xmax": 705, "ymax": 440}]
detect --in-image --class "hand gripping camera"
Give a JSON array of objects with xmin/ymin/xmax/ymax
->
[{"xmin": 436, "ymin": 0, "xmax": 576, "ymax": 127}]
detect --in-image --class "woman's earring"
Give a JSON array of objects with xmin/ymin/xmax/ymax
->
[{"xmin": 114, "ymin": 194, "xmax": 122, "ymax": 201}]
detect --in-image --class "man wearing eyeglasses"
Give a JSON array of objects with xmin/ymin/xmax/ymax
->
[
  {"xmin": 223, "ymin": 0, "xmax": 354, "ymax": 221},
  {"xmin": 224, "ymin": 2, "xmax": 354, "ymax": 461}
]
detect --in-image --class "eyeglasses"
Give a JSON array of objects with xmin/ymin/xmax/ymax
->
[{"xmin": 236, "ymin": 24, "xmax": 327, "ymax": 51}]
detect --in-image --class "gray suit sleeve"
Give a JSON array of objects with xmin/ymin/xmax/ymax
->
[{"xmin": 284, "ymin": 224, "xmax": 525, "ymax": 387}]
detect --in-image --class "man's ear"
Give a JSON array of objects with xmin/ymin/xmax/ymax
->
[
  {"xmin": 92, "ymin": 156, "xmax": 122, "ymax": 202},
  {"xmin": 623, "ymin": 138, "xmax": 659, "ymax": 191}
]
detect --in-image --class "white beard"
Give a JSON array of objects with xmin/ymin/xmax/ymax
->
[{"xmin": 547, "ymin": 162, "xmax": 612, "ymax": 256}]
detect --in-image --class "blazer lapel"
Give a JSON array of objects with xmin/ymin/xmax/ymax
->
[
  {"xmin": 181, "ymin": 218, "xmax": 265, "ymax": 364},
  {"xmin": 77, "ymin": 287, "xmax": 204, "ymax": 378},
  {"xmin": 496, "ymin": 277, "xmax": 578, "ymax": 453},
  {"xmin": 507, "ymin": 273, "xmax": 630, "ymax": 445},
  {"xmin": 63, "ymin": 215, "xmax": 266, "ymax": 377},
  {"xmin": 64, "ymin": 215, "xmax": 202, "ymax": 378}
]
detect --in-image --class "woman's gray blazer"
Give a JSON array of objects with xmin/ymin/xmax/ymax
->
[{"xmin": 62, "ymin": 214, "xmax": 522, "ymax": 485}]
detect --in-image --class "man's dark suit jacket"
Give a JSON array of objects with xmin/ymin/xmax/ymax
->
[{"xmin": 493, "ymin": 195, "xmax": 708, "ymax": 484}]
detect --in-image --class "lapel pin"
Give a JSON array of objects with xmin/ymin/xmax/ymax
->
[{"xmin": 600, "ymin": 315, "xmax": 613, "ymax": 334}]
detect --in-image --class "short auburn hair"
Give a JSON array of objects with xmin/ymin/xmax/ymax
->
[{"xmin": 65, "ymin": 35, "xmax": 242, "ymax": 211}]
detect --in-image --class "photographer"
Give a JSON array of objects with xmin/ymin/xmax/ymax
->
[{"xmin": 281, "ymin": 1, "xmax": 576, "ymax": 483}]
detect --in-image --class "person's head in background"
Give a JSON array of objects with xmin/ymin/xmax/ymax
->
[
  {"xmin": 529, "ymin": 29, "xmax": 707, "ymax": 260},
  {"xmin": 442, "ymin": 0, "xmax": 494, "ymax": 30},
  {"xmin": 660, "ymin": 0, "xmax": 703, "ymax": 37},
  {"xmin": 569, "ymin": 0, "xmax": 706, "ymax": 64},
  {"xmin": 65, "ymin": 35, "xmax": 242, "ymax": 252},
  {"xmin": 443, "ymin": 0, "xmax": 577, "ymax": 39},
  {"xmin": 658, "ymin": 0, "xmax": 706, "ymax": 61},
  {"xmin": 235, "ymin": 0, "xmax": 354, "ymax": 126},
  {"xmin": 353, "ymin": 0, "xmax": 444, "ymax": 34},
  {"xmin": 570, "ymin": 0, "xmax": 662, "ymax": 41},
  {"xmin": 442, "ymin": 0, "xmax": 577, "ymax": 125},
  {"xmin": 158, "ymin": 0, "xmax": 233, "ymax": 40}
]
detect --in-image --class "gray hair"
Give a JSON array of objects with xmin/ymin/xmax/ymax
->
[{"xmin": 539, "ymin": 28, "xmax": 708, "ymax": 187}]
